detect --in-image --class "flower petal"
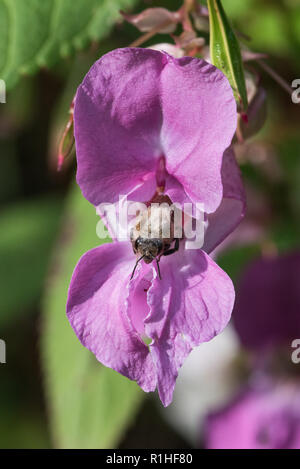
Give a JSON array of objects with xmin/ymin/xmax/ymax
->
[
  {"xmin": 66, "ymin": 242, "xmax": 156, "ymax": 392},
  {"xmin": 74, "ymin": 48, "xmax": 166, "ymax": 206},
  {"xmin": 160, "ymin": 56, "xmax": 237, "ymax": 213},
  {"xmin": 145, "ymin": 246, "xmax": 235, "ymax": 406},
  {"xmin": 202, "ymin": 147, "xmax": 246, "ymax": 253},
  {"xmin": 121, "ymin": 8, "xmax": 178, "ymax": 34},
  {"xmin": 164, "ymin": 173, "xmax": 193, "ymax": 206},
  {"xmin": 149, "ymin": 333, "xmax": 191, "ymax": 407}
]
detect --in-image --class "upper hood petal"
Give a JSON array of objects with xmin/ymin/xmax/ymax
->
[{"xmin": 74, "ymin": 48, "xmax": 237, "ymax": 213}]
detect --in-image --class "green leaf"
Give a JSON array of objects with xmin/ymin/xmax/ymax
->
[
  {"xmin": 0, "ymin": 196, "xmax": 62, "ymax": 326},
  {"xmin": 0, "ymin": 406, "xmax": 50, "ymax": 449},
  {"xmin": 41, "ymin": 184, "xmax": 144, "ymax": 449},
  {"xmin": 0, "ymin": 0, "xmax": 137, "ymax": 90},
  {"xmin": 207, "ymin": 0, "xmax": 248, "ymax": 110}
]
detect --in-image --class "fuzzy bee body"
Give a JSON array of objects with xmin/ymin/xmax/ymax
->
[{"xmin": 130, "ymin": 195, "xmax": 181, "ymax": 279}]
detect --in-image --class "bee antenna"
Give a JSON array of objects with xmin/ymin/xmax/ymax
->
[
  {"xmin": 156, "ymin": 258, "xmax": 162, "ymax": 280},
  {"xmin": 130, "ymin": 255, "xmax": 145, "ymax": 280}
]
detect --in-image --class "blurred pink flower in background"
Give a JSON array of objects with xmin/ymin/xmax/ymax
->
[
  {"xmin": 233, "ymin": 252, "xmax": 300, "ymax": 351},
  {"xmin": 205, "ymin": 380, "xmax": 300, "ymax": 449},
  {"xmin": 204, "ymin": 252, "xmax": 300, "ymax": 448}
]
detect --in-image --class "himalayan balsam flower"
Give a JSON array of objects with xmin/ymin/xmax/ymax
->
[
  {"xmin": 205, "ymin": 381, "xmax": 300, "ymax": 449},
  {"xmin": 205, "ymin": 253, "xmax": 300, "ymax": 448},
  {"xmin": 233, "ymin": 252, "xmax": 300, "ymax": 351},
  {"xmin": 67, "ymin": 48, "xmax": 245, "ymax": 406}
]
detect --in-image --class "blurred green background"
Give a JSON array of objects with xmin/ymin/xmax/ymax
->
[{"xmin": 0, "ymin": 0, "xmax": 299, "ymax": 448}]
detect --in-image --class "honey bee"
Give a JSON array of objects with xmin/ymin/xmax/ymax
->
[{"xmin": 130, "ymin": 194, "xmax": 181, "ymax": 280}]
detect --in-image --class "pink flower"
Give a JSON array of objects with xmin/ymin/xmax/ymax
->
[
  {"xmin": 233, "ymin": 252, "xmax": 300, "ymax": 351},
  {"xmin": 67, "ymin": 242, "xmax": 235, "ymax": 406},
  {"xmin": 205, "ymin": 252, "xmax": 300, "ymax": 448},
  {"xmin": 205, "ymin": 381, "xmax": 300, "ymax": 449},
  {"xmin": 67, "ymin": 48, "xmax": 245, "ymax": 406}
]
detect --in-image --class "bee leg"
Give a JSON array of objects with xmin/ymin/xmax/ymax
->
[
  {"xmin": 162, "ymin": 238, "xmax": 179, "ymax": 256},
  {"xmin": 155, "ymin": 258, "xmax": 162, "ymax": 280},
  {"xmin": 130, "ymin": 255, "xmax": 145, "ymax": 280}
]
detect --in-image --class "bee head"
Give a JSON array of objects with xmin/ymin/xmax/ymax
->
[{"xmin": 135, "ymin": 237, "xmax": 163, "ymax": 263}]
